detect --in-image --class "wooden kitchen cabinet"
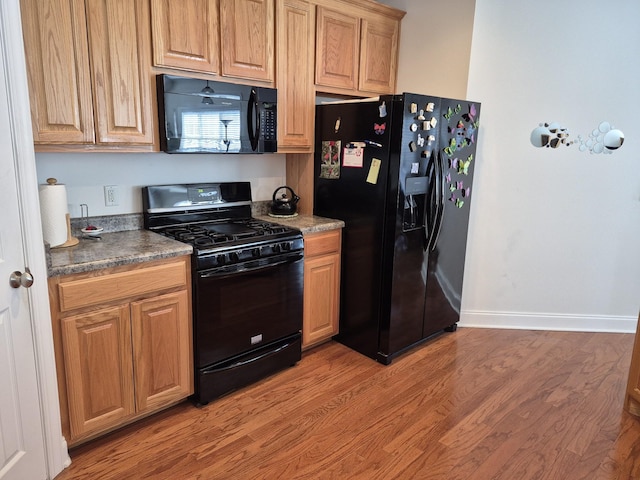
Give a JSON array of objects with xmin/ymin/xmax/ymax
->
[
  {"xmin": 151, "ymin": 0, "xmax": 274, "ymax": 84},
  {"xmin": 19, "ymin": 0, "xmax": 94, "ymax": 144},
  {"xmin": 277, "ymin": 0, "xmax": 315, "ymax": 152},
  {"xmin": 20, "ymin": 0, "xmax": 156, "ymax": 150},
  {"xmin": 358, "ymin": 14, "xmax": 399, "ymax": 94},
  {"xmin": 61, "ymin": 304, "xmax": 135, "ymax": 438},
  {"xmin": 131, "ymin": 292, "xmax": 191, "ymax": 412},
  {"xmin": 302, "ymin": 229, "xmax": 341, "ymax": 349},
  {"xmin": 315, "ymin": 6, "xmax": 360, "ymax": 91},
  {"xmin": 150, "ymin": 0, "xmax": 220, "ymax": 74},
  {"xmin": 220, "ymin": 0, "xmax": 275, "ymax": 82},
  {"xmin": 625, "ymin": 313, "xmax": 640, "ymax": 416},
  {"xmin": 49, "ymin": 256, "xmax": 192, "ymax": 446},
  {"xmin": 314, "ymin": 0, "xmax": 404, "ymax": 96},
  {"xmin": 287, "ymin": 1, "xmax": 404, "ymax": 211}
]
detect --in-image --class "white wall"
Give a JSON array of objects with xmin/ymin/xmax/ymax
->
[
  {"xmin": 36, "ymin": 153, "xmax": 286, "ymax": 218},
  {"xmin": 380, "ymin": 0, "xmax": 475, "ymax": 99},
  {"xmin": 462, "ymin": 0, "xmax": 640, "ymax": 331}
]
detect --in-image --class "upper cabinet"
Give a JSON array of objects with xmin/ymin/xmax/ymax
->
[
  {"xmin": 20, "ymin": 0, "xmax": 94, "ymax": 144},
  {"xmin": 358, "ymin": 15, "xmax": 399, "ymax": 94},
  {"xmin": 20, "ymin": 0, "xmax": 402, "ymax": 152},
  {"xmin": 276, "ymin": 0, "xmax": 315, "ymax": 152},
  {"xmin": 150, "ymin": 0, "xmax": 220, "ymax": 74},
  {"xmin": 315, "ymin": 7, "xmax": 360, "ymax": 91},
  {"xmin": 86, "ymin": 0, "xmax": 155, "ymax": 145},
  {"xmin": 220, "ymin": 0, "xmax": 275, "ymax": 82},
  {"xmin": 20, "ymin": 0, "xmax": 156, "ymax": 150},
  {"xmin": 151, "ymin": 0, "xmax": 275, "ymax": 83},
  {"xmin": 314, "ymin": 0, "xmax": 404, "ymax": 96}
]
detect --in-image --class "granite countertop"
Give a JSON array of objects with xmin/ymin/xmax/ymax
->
[
  {"xmin": 47, "ymin": 214, "xmax": 342, "ymax": 278},
  {"xmin": 256, "ymin": 214, "xmax": 344, "ymax": 234},
  {"xmin": 48, "ymin": 230, "xmax": 193, "ymax": 277}
]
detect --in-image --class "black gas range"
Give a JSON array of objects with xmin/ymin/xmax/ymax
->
[{"xmin": 143, "ymin": 182, "xmax": 304, "ymax": 405}]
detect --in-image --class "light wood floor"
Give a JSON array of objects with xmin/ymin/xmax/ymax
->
[{"xmin": 54, "ymin": 328, "xmax": 640, "ymax": 480}]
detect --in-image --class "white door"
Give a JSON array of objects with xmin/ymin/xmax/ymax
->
[{"xmin": 0, "ymin": 11, "xmax": 48, "ymax": 480}]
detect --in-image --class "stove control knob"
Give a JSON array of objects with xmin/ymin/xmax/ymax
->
[
  {"xmin": 252, "ymin": 248, "xmax": 261, "ymax": 258},
  {"xmin": 281, "ymin": 242, "xmax": 291, "ymax": 251},
  {"xmin": 272, "ymin": 244, "xmax": 281, "ymax": 253},
  {"xmin": 216, "ymin": 254, "xmax": 226, "ymax": 266},
  {"xmin": 229, "ymin": 251, "xmax": 239, "ymax": 262}
]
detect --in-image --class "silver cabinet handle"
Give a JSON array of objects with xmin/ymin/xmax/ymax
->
[{"xmin": 9, "ymin": 268, "xmax": 34, "ymax": 289}]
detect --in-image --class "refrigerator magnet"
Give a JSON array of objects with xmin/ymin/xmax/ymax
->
[
  {"xmin": 374, "ymin": 122, "xmax": 386, "ymax": 135},
  {"xmin": 343, "ymin": 145, "xmax": 364, "ymax": 168},
  {"xmin": 334, "ymin": 117, "xmax": 341, "ymax": 133},
  {"xmin": 417, "ymin": 134, "xmax": 425, "ymax": 147},
  {"xmin": 426, "ymin": 102, "xmax": 435, "ymax": 112},
  {"xmin": 421, "ymin": 150, "xmax": 431, "ymax": 158},
  {"xmin": 411, "ymin": 162, "xmax": 419, "ymax": 174},
  {"xmin": 366, "ymin": 158, "xmax": 382, "ymax": 184},
  {"xmin": 417, "ymin": 109, "xmax": 426, "ymax": 121},
  {"xmin": 410, "ymin": 103, "xmax": 418, "ymax": 114},
  {"xmin": 320, "ymin": 140, "xmax": 341, "ymax": 179},
  {"xmin": 410, "ymin": 123, "xmax": 418, "ymax": 132},
  {"xmin": 409, "ymin": 141, "xmax": 417, "ymax": 152},
  {"xmin": 423, "ymin": 121, "xmax": 431, "ymax": 131},
  {"xmin": 378, "ymin": 101, "xmax": 387, "ymax": 118}
]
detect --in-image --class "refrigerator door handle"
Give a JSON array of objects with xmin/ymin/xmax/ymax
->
[
  {"xmin": 430, "ymin": 154, "xmax": 446, "ymax": 250},
  {"xmin": 425, "ymin": 158, "xmax": 439, "ymax": 250}
]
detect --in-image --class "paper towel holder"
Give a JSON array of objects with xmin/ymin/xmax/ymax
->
[
  {"xmin": 46, "ymin": 178, "xmax": 79, "ymax": 249},
  {"xmin": 53, "ymin": 213, "xmax": 79, "ymax": 248}
]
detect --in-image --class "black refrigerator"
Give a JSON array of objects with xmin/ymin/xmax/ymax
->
[{"xmin": 314, "ymin": 93, "xmax": 481, "ymax": 364}]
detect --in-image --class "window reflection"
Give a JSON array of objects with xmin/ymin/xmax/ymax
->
[{"xmin": 180, "ymin": 110, "xmax": 241, "ymax": 153}]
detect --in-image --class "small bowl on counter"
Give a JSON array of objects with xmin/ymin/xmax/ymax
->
[{"xmin": 81, "ymin": 226, "xmax": 103, "ymax": 237}]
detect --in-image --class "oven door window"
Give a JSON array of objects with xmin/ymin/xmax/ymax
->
[{"xmin": 194, "ymin": 255, "xmax": 303, "ymax": 368}]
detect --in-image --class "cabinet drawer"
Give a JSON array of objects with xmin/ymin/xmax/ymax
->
[
  {"xmin": 304, "ymin": 229, "xmax": 341, "ymax": 257},
  {"xmin": 57, "ymin": 261, "xmax": 188, "ymax": 312}
]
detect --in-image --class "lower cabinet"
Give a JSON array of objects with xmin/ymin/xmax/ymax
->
[
  {"xmin": 302, "ymin": 229, "xmax": 341, "ymax": 349},
  {"xmin": 625, "ymin": 313, "xmax": 640, "ymax": 416},
  {"xmin": 49, "ymin": 256, "xmax": 193, "ymax": 446}
]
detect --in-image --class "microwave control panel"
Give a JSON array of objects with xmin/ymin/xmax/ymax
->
[{"xmin": 261, "ymin": 104, "xmax": 277, "ymax": 141}]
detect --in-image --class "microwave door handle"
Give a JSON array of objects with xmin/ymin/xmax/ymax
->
[{"xmin": 247, "ymin": 88, "xmax": 259, "ymax": 151}]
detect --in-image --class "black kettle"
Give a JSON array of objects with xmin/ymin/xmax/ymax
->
[{"xmin": 270, "ymin": 186, "xmax": 300, "ymax": 216}]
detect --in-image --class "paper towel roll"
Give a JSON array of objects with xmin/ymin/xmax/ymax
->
[{"xmin": 39, "ymin": 179, "xmax": 69, "ymax": 247}]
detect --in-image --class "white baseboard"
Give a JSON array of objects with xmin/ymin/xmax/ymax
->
[{"xmin": 459, "ymin": 310, "xmax": 638, "ymax": 333}]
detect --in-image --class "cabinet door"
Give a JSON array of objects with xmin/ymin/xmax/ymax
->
[
  {"xmin": 303, "ymin": 252, "xmax": 341, "ymax": 348},
  {"xmin": 276, "ymin": 0, "xmax": 315, "ymax": 152},
  {"xmin": 220, "ymin": 0, "xmax": 275, "ymax": 82},
  {"xmin": 61, "ymin": 305, "xmax": 134, "ymax": 440},
  {"xmin": 86, "ymin": 0, "xmax": 155, "ymax": 144},
  {"xmin": 151, "ymin": 0, "xmax": 219, "ymax": 74},
  {"xmin": 19, "ymin": 0, "xmax": 95, "ymax": 144},
  {"xmin": 131, "ymin": 290, "xmax": 192, "ymax": 412},
  {"xmin": 315, "ymin": 7, "xmax": 359, "ymax": 91},
  {"xmin": 302, "ymin": 230, "xmax": 341, "ymax": 349},
  {"xmin": 359, "ymin": 15, "xmax": 399, "ymax": 94}
]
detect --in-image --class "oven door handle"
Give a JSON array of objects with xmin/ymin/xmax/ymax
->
[
  {"xmin": 205, "ymin": 339, "xmax": 297, "ymax": 373},
  {"xmin": 199, "ymin": 252, "xmax": 304, "ymax": 279}
]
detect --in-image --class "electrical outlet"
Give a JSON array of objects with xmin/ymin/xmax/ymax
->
[{"xmin": 104, "ymin": 185, "xmax": 119, "ymax": 206}]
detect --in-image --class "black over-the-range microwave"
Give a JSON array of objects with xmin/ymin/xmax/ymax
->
[{"xmin": 156, "ymin": 74, "xmax": 277, "ymax": 154}]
